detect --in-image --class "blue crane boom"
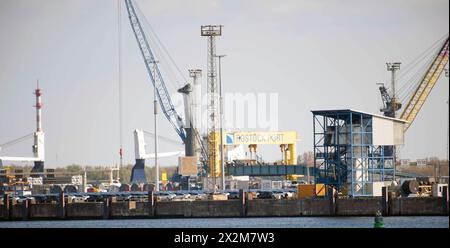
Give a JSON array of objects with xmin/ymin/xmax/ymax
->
[
  {"xmin": 124, "ymin": 0, "xmax": 186, "ymax": 142},
  {"xmin": 124, "ymin": 0, "xmax": 209, "ymax": 172}
]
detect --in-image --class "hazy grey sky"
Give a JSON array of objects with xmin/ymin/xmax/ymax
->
[{"xmin": 0, "ymin": 0, "xmax": 449, "ymax": 168}]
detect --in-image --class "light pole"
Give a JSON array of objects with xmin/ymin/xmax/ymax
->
[
  {"xmin": 216, "ymin": 54, "xmax": 226, "ymax": 190},
  {"xmin": 151, "ymin": 60, "xmax": 160, "ymax": 192},
  {"xmin": 445, "ymin": 68, "xmax": 449, "ymax": 162}
]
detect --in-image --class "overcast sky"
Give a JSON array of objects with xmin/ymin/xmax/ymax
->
[{"xmin": 0, "ymin": 0, "xmax": 449, "ymax": 168}]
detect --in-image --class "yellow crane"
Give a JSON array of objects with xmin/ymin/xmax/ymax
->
[
  {"xmin": 379, "ymin": 36, "xmax": 449, "ymax": 130},
  {"xmin": 400, "ymin": 37, "xmax": 449, "ymax": 130}
]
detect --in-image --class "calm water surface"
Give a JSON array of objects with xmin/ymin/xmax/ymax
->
[{"xmin": 0, "ymin": 216, "xmax": 448, "ymax": 228}]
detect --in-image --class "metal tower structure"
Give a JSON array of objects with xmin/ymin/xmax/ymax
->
[
  {"xmin": 32, "ymin": 82, "xmax": 45, "ymax": 173},
  {"xmin": 312, "ymin": 110, "xmax": 404, "ymax": 197},
  {"xmin": 201, "ymin": 25, "xmax": 222, "ymax": 190},
  {"xmin": 0, "ymin": 82, "xmax": 45, "ymax": 173}
]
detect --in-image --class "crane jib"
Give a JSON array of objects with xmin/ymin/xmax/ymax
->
[
  {"xmin": 124, "ymin": 0, "xmax": 186, "ymax": 142},
  {"xmin": 400, "ymin": 37, "xmax": 449, "ymax": 130}
]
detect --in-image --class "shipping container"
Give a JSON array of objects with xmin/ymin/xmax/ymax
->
[{"xmin": 297, "ymin": 184, "xmax": 326, "ymax": 199}]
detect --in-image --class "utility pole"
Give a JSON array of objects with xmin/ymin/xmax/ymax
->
[
  {"xmin": 216, "ymin": 55, "xmax": 226, "ymax": 190},
  {"xmin": 154, "ymin": 85, "xmax": 160, "ymax": 191},
  {"xmin": 117, "ymin": 0, "xmax": 123, "ymax": 180}
]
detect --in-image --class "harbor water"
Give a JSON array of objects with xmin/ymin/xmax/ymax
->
[{"xmin": 0, "ymin": 216, "xmax": 448, "ymax": 228}]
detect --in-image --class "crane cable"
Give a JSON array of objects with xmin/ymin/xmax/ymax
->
[
  {"xmin": 393, "ymin": 35, "xmax": 449, "ymax": 106},
  {"xmin": 0, "ymin": 133, "xmax": 34, "ymax": 151},
  {"xmin": 142, "ymin": 130, "xmax": 183, "ymax": 146},
  {"xmin": 133, "ymin": 1, "xmax": 187, "ymax": 89},
  {"xmin": 399, "ymin": 39, "xmax": 447, "ymax": 105},
  {"xmin": 118, "ymin": 0, "xmax": 124, "ymax": 168},
  {"xmin": 396, "ymin": 34, "xmax": 448, "ymax": 86},
  {"xmin": 133, "ymin": 1, "xmax": 203, "ymax": 156},
  {"xmin": 398, "ymin": 53, "xmax": 437, "ymax": 105},
  {"xmin": 396, "ymin": 35, "xmax": 448, "ymax": 92}
]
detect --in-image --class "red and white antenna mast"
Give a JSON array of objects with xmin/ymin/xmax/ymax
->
[
  {"xmin": 32, "ymin": 80, "xmax": 45, "ymax": 173},
  {"xmin": 34, "ymin": 80, "xmax": 43, "ymax": 132}
]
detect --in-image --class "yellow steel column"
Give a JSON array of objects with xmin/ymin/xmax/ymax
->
[
  {"xmin": 209, "ymin": 131, "xmax": 221, "ymax": 177},
  {"xmin": 288, "ymin": 143, "xmax": 297, "ymax": 165},
  {"xmin": 280, "ymin": 144, "xmax": 286, "ymax": 164}
]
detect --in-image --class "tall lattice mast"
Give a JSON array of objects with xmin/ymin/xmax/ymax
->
[{"xmin": 201, "ymin": 25, "xmax": 222, "ymax": 190}]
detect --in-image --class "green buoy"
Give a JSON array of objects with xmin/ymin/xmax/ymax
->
[{"xmin": 374, "ymin": 210, "xmax": 384, "ymax": 228}]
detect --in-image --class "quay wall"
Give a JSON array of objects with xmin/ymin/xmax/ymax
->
[{"xmin": 1, "ymin": 195, "xmax": 447, "ymax": 221}]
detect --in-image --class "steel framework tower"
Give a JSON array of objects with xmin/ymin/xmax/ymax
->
[
  {"xmin": 201, "ymin": 25, "xmax": 222, "ymax": 190},
  {"xmin": 312, "ymin": 110, "xmax": 404, "ymax": 197}
]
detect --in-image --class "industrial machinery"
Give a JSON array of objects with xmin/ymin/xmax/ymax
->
[
  {"xmin": 314, "ymin": 35, "xmax": 449, "ymax": 197},
  {"xmin": 312, "ymin": 109, "xmax": 406, "ymax": 197},
  {"xmin": 132, "ymin": 129, "xmax": 184, "ymax": 183},
  {"xmin": 379, "ymin": 36, "xmax": 449, "ymax": 129},
  {"xmin": 123, "ymin": 0, "xmax": 207, "ymax": 184},
  {"xmin": 388, "ymin": 177, "xmax": 445, "ymax": 197},
  {"xmin": 123, "ymin": 5, "xmax": 299, "ymax": 189},
  {"xmin": 377, "ymin": 35, "xmax": 448, "ymax": 186},
  {"xmin": 0, "ymin": 83, "xmax": 45, "ymax": 174}
]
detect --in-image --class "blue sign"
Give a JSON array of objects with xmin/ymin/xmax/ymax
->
[{"xmin": 226, "ymin": 134, "xmax": 234, "ymax": 144}]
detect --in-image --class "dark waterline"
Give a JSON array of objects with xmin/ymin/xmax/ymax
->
[{"xmin": 0, "ymin": 216, "xmax": 448, "ymax": 228}]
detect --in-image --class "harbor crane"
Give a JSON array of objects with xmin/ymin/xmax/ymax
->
[
  {"xmin": 379, "ymin": 36, "xmax": 449, "ymax": 130},
  {"xmin": 123, "ymin": 0, "xmax": 207, "ymax": 184},
  {"xmin": 377, "ymin": 35, "xmax": 448, "ymax": 168}
]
